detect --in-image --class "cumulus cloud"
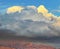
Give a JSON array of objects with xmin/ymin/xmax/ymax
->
[
  {"xmin": 37, "ymin": 5, "xmax": 48, "ymax": 13},
  {"xmin": 37, "ymin": 5, "xmax": 56, "ymax": 20},
  {"xmin": 0, "ymin": 5, "xmax": 60, "ymax": 37},
  {"xmin": 7, "ymin": 6, "xmax": 24, "ymax": 14}
]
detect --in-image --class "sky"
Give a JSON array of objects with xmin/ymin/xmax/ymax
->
[{"xmin": 0, "ymin": 0, "xmax": 60, "ymax": 16}]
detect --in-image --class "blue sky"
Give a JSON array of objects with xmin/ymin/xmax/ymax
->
[{"xmin": 0, "ymin": 0, "xmax": 60, "ymax": 16}]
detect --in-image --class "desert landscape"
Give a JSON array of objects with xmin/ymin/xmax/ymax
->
[{"xmin": 0, "ymin": 39, "xmax": 57, "ymax": 49}]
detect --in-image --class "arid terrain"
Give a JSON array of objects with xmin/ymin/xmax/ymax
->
[{"xmin": 0, "ymin": 39, "xmax": 57, "ymax": 49}]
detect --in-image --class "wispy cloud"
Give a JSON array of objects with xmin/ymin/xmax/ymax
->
[{"xmin": 52, "ymin": 9, "xmax": 60, "ymax": 13}]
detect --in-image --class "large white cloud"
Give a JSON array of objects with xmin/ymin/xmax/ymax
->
[{"xmin": 0, "ymin": 5, "xmax": 60, "ymax": 37}]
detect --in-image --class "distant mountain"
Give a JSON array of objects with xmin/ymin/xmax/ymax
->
[{"xmin": 0, "ymin": 29, "xmax": 16, "ymax": 39}]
